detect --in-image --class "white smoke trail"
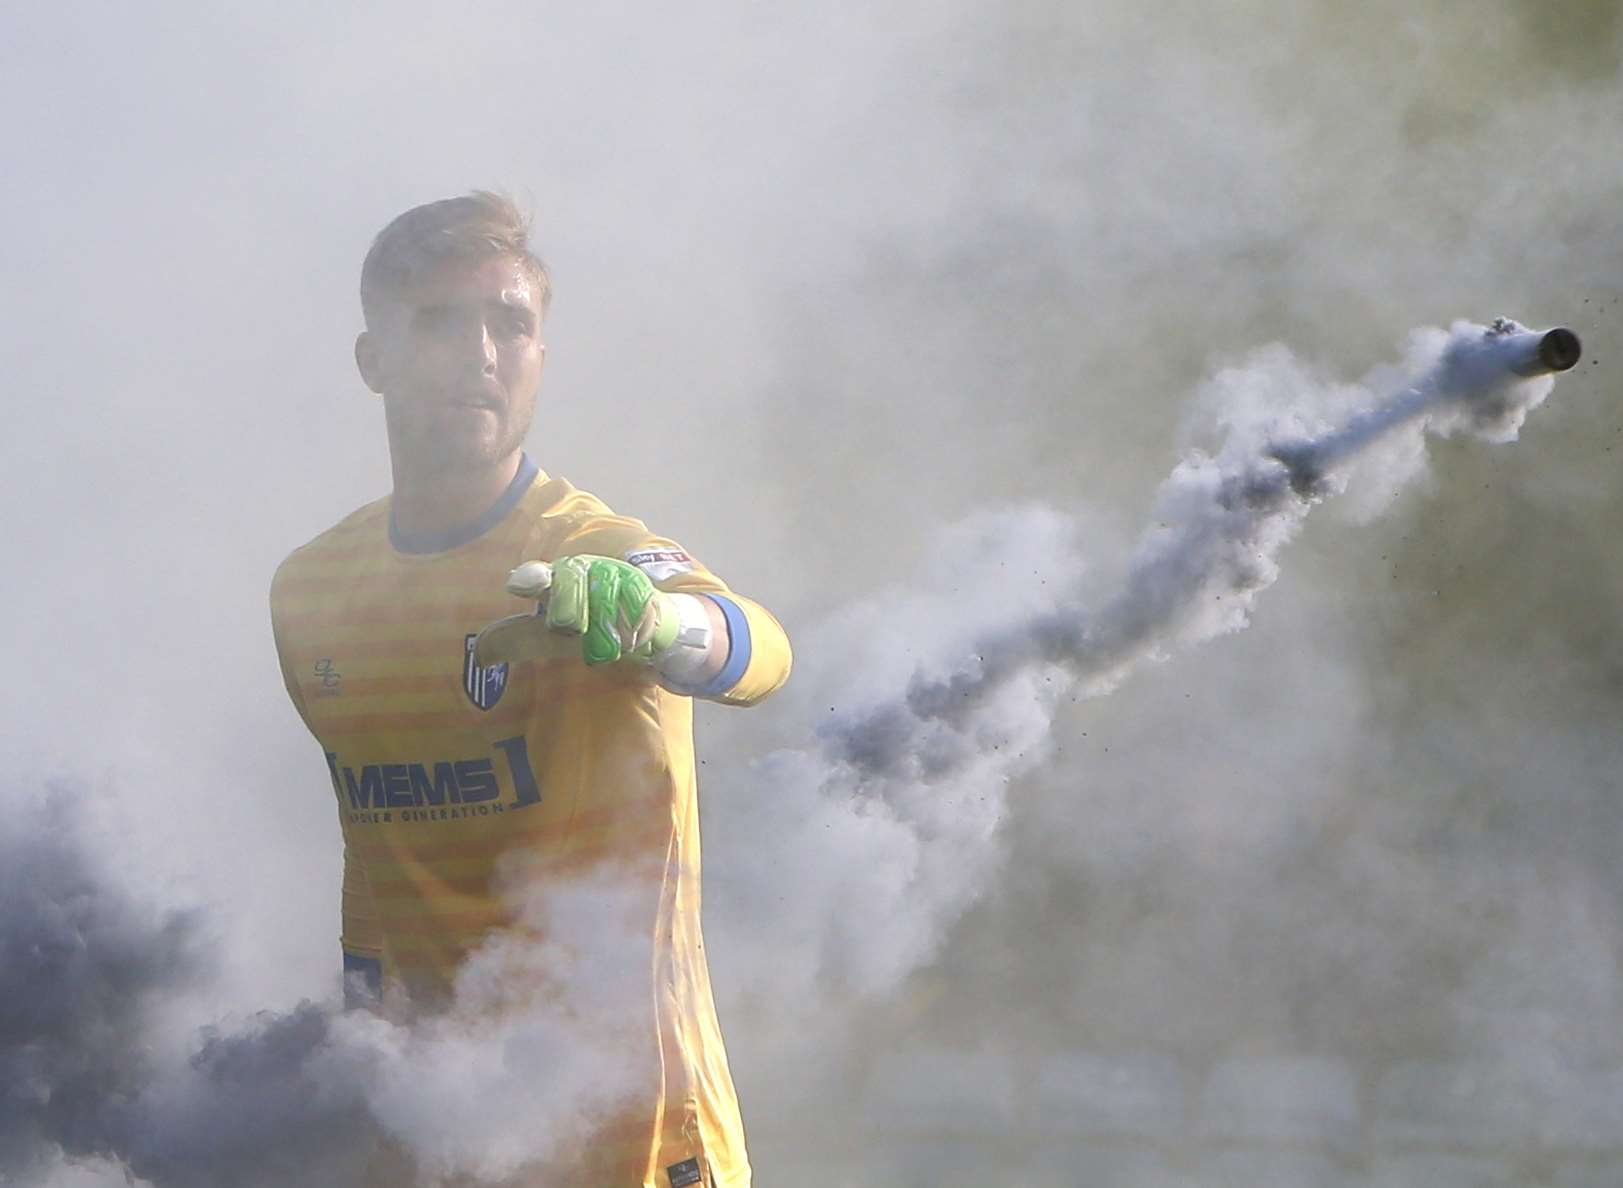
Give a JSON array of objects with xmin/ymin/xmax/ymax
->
[
  {"xmin": 5, "ymin": 319, "xmax": 1574, "ymax": 1186},
  {"xmin": 707, "ymin": 317, "xmax": 1569, "ymax": 1009}
]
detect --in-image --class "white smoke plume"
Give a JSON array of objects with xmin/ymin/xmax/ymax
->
[
  {"xmin": 2, "ymin": 7, "xmax": 1618, "ymax": 1184},
  {"xmin": 2, "ymin": 319, "xmax": 1570, "ymax": 1185},
  {"xmin": 707, "ymin": 318, "xmax": 1571, "ymax": 1012}
]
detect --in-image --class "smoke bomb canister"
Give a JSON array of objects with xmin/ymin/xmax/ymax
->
[
  {"xmin": 1506, "ymin": 326, "xmax": 1582, "ymax": 376},
  {"xmin": 1537, "ymin": 327, "xmax": 1582, "ymax": 372}
]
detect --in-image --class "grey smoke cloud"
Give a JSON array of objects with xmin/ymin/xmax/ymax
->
[
  {"xmin": 0, "ymin": 797, "xmax": 655, "ymax": 1186},
  {"xmin": 0, "ymin": 799, "xmax": 377, "ymax": 1187},
  {"xmin": 705, "ymin": 320, "xmax": 1575, "ymax": 1012},
  {"xmin": 2, "ymin": 0, "xmax": 1621, "ymax": 1184},
  {"xmin": 5, "ymin": 321, "xmax": 1573, "ymax": 1185},
  {"xmin": 0, "ymin": 796, "xmax": 203, "ymax": 1182}
]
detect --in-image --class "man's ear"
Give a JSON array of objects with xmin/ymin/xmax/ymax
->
[{"xmin": 355, "ymin": 330, "xmax": 384, "ymax": 394}]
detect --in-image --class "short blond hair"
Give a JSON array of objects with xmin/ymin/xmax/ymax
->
[{"xmin": 360, "ymin": 191, "xmax": 552, "ymax": 326}]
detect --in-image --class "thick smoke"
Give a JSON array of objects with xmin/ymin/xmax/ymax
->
[
  {"xmin": 1, "ymin": 799, "xmax": 649, "ymax": 1186},
  {"xmin": 2, "ymin": 2, "xmax": 1619, "ymax": 1185},
  {"xmin": 5, "ymin": 321, "xmax": 1568, "ymax": 1185},
  {"xmin": 706, "ymin": 319, "xmax": 1571, "ymax": 1011},
  {"xmin": 0, "ymin": 796, "xmax": 204, "ymax": 1183}
]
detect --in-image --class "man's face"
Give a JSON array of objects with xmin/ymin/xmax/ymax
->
[{"xmin": 358, "ymin": 254, "xmax": 545, "ymax": 474}]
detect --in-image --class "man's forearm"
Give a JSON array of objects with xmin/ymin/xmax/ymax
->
[{"xmin": 654, "ymin": 593, "xmax": 729, "ymax": 692}]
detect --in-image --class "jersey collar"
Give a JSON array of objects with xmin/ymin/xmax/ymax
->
[{"xmin": 389, "ymin": 453, "xmax": 540, "ymax": 555}]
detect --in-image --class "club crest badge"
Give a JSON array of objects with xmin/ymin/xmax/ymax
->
[{"xmin": 463, "ymin": 633, "xmax": 509, "ymax": 711}]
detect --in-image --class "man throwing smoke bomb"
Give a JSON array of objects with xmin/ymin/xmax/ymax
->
[{"xmin": 270, "ymin": 192, "xmax": 791, "ymax": 1187}]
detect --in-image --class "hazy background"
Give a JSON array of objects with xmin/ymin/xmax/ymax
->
[{"xmin": 2, "ymin": 1, "xmax": 1621, "ymax": 1184}]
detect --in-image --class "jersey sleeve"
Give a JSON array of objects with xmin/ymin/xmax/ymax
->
[{"xmin": 558, "ymin": 514, "xmax": 792, "ymax": 707}]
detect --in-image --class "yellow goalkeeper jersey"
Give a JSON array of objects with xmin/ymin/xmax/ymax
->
[{"xmin": 269, "ymin": 455, "xmax": 790, "ymax": 1188}]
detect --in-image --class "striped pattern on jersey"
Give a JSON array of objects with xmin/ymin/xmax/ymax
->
[{"xmin": 270, "ymin": 457, "xmax": 790, "ymax": 1188}]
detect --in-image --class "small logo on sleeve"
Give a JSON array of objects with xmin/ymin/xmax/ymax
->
[
  {"xmin": 463, "ymin": 634, "xmax": 509, "ymax": 710},
  {"xmin": 666, "ymin": 1158, "xmax": 704, "ymax": 1188},
  {"xmin": 625, "ymin": 547, "xmax": 695, "ymax": 582}
]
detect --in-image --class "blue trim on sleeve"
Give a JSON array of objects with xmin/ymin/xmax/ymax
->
[
  {"xmin": 390, "ymin": 453, "xmax": 539, "ymax": 555},
  {"xmin": 695, "ymin": 594, "xmax": 752, "ymax": 698}
]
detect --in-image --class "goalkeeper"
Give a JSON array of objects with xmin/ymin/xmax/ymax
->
[{"xmin": 269, "ymin": 192, "xmax": 791, "ymax": 1188}]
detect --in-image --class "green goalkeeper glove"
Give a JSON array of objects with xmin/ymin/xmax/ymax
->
[
  {"xmin": 536, "ymin": 554, "xmax": 679, "ymax": 665},
  {"xmin": 473, "ymin": 556, "xmax": 712, "ymax": 672}
]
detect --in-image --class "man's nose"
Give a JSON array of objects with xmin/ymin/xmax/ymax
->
[
  {"xmin": 478, "ymin": 322, "xmax": 497, "ymax": 377},
  {"xmin": 436, "ymin": 311, "xmax": 497, "ymax": 374}
]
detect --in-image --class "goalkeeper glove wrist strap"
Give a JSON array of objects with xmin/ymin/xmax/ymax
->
[{"xmin": 653, "ymin": 593, "xmax": 717, "ymax": 687}]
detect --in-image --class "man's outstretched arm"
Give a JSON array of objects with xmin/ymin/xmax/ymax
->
[{"xmin": 475, "ymin": 552, "xmax": 791, "ymax": 706}]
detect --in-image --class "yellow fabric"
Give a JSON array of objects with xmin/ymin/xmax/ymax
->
[
  {"xmin": 269, "ymin": 466, "xmax": 790, "ymax": 1187},
  {"xmin": 715, "ymin": 598, "xmax": 791, "ymax": 706}
]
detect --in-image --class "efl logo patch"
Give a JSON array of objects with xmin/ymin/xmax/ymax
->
[
  {"xmin": 463, "ymin": 633, "xmax": 509, "ymax": 711},
  {"xmin": 625, "ymin": 547, "xmax": 695, "ymax": 582}
]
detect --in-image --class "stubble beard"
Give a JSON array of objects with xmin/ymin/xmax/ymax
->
[{"xmin": 389, "ymin": 395, "xmax": 534, "ymax": 480}]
